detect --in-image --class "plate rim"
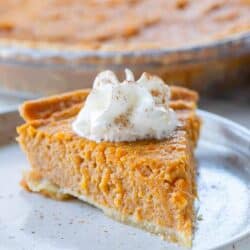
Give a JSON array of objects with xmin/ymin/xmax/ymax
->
[{"xmin": 197, "ymin": 110, "xmax": 250, "ymax": 250}]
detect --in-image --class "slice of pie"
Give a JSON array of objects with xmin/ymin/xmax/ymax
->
[{"xmin": 17, "ymin": 86, "xmax": 201, "ymax": 247}]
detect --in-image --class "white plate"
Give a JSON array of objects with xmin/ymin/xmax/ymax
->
[{"xmin": 0, "ymin": 110, "xmax": 249, "ymax": 250}]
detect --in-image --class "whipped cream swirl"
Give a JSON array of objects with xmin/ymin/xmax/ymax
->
[{"xmin": 72, "ymin": 69, "xmax": 178, "ymax": 142}]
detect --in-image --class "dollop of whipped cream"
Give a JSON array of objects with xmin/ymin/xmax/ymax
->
[{"xmin": 72, "ymin": 69, "xmax": 178, "ymax": 142}]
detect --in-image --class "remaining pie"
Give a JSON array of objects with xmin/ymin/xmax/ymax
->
[
  {"xmin": 17, "ymin": 85, "xmax": 201, "ymax": 247},
  {"xmin": 0, "ymin": 0, "xmax": 249, "ymax": 51}
]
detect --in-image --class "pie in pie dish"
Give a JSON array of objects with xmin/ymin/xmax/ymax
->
[
  {"xmin": 17, "ymin": 81, "xmax": 201, "ymax": 247},
  {"xmin": 0, "ymin": 0, "xmax": 249, "ymax": 51}
]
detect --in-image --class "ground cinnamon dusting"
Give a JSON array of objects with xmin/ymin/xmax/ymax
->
[
  {"xmin": 176, "ymin": 0, "xmax": 189, "ymax": 9},
  {"xmin": 151, "ymin": 89, "xmax": 161, "ymax": 97},
  {"xmin": 114, "ymin": 114, "xmax": 130, "ymax": 128}
]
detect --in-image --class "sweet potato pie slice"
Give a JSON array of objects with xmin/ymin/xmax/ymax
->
[{"xmin": 17, "ymin": 86, "xmax": 201, "ymax": 247}]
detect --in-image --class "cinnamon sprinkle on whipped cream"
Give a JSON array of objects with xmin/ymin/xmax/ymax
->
[{"xmin": 72, "ymin": 69, "xmax": 178, "ymax": 142}]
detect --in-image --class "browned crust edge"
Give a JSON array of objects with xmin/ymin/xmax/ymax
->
[{"xmin": 19, "ymin": 86, "xmax": 198, "ymax": 122}]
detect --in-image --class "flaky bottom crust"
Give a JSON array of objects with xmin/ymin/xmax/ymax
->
[{"xmin": 22, "ymin": 171, "xmax": 192, "ymax": 248}]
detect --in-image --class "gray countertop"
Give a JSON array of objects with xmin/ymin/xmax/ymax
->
[
  {"xmin": 200, "ymin": 99, "xmax": 250, "ymax": 129},
  {"xmin": 200, "ymin": 85, "xmax": 250, "ymax": 129}
]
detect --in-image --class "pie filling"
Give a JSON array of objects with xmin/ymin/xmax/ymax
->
[{"xmin": 0, "ymin": 0, "xmax": 249, "ymax": 50}]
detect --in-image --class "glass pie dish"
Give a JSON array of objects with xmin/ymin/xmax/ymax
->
[{"xmin": 0, "ymin": 32, "xmax": 249, "ymax": 97}]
